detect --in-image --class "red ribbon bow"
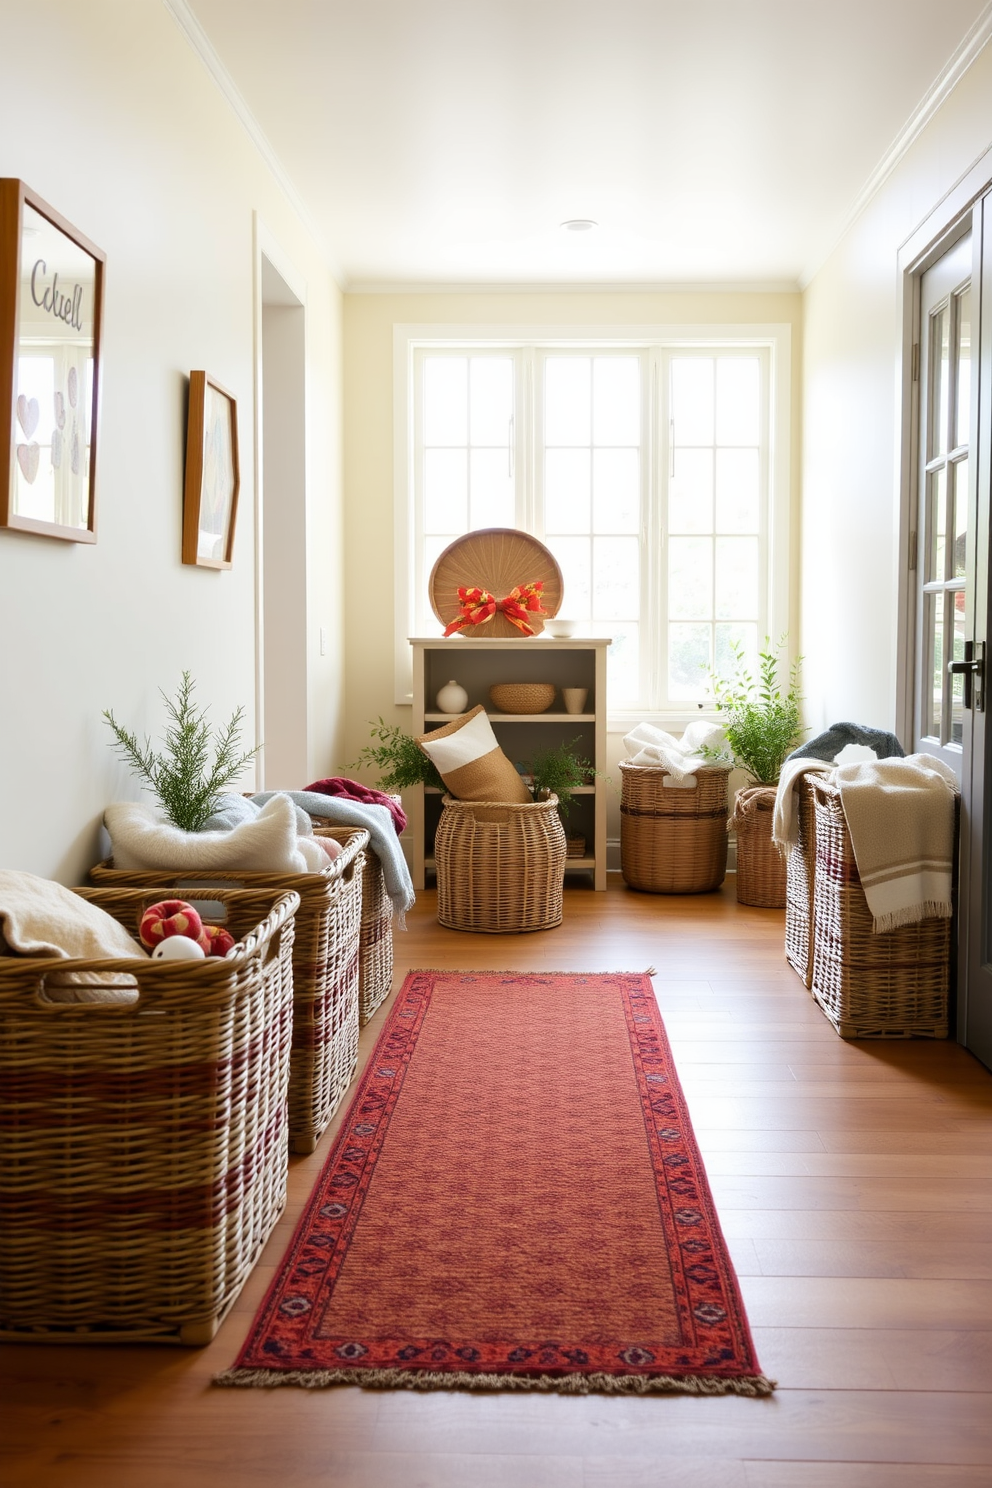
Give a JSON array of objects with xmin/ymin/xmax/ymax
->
[{"xmin": 443, "ymin": 581, "xmax": 548, "ymax": 637}]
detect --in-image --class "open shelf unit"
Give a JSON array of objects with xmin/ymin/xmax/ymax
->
[{"xmin": 409, "ymin": 636, "xmax": 610, "ymax": 891}]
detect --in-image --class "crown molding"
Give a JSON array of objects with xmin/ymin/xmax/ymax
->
[
  {"xmin": 345, "ymin": 278, "xmax": 801, "ymax": 297},
  {"xmin": 799, "ymin": 0, "xmax": 992, "ymax": 289},
  {"xmin": 160, "ymin": 0, "xmax": 344, "ymax": 284}
]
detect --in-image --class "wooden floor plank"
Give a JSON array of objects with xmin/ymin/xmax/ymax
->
[{"xmin": 2, "ymin": 879, "xmax": 990, "ymax": 1487}]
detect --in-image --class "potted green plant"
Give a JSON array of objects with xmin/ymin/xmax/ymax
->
[
  {"xmin": 104, "ymin": 672, "xmax": 259, "ymax": 832},
  {"xmin": 708, "ymin": 640, "xmax": 805, "ymax": 907},
  {"xmin": 527, "ymin": 738, "xmax": 594, "ymax": 858}
]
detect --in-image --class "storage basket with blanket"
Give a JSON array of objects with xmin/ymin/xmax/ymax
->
[
  {"xmin": 92, "ymin": 813, "xmax": 368, "ymax": 1154},
  {"xmin": 775, "ymin": 724, "xmax": 909, "ymax": 985},
  {"xmin": 0, "ymin": 880, "xmax": 298, "ymax": 1345},
  {"xmin": 808, "ymin": 761, "xmax": 957, "ymax": 1039},
  {"xmin": 311, "ymin": 820, "xmax": 393, "ymax": 1025}
]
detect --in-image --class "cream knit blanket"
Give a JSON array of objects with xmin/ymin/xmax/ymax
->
[{"xmin": 833, "ymin": 754, "xmax": 958, "ymax": 933}]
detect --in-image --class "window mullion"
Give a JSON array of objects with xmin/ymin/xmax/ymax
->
[{"xmin": 645, "ymin": 348, "xmax": 665, "ymax": 711}]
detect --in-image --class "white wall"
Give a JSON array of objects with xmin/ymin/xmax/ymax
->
[
  {"xmin": 802, "ymin": 42, "xmax": 992, "ymax": 737},
  {"xmin": 0, "ymin": 0, "xmax": 345, "ymax": 881}
]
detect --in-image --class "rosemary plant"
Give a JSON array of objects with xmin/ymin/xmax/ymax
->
[
  {"xmin": 708, "ymin": 639, "xmax": 805, "ymax": 786},
  {"xmin": 352, "ymin": 719, "xmax": 445, "ymax": 793},
  {"xmin": 104, "ymin": 672, "xmax": 259, "ymax": 832}
]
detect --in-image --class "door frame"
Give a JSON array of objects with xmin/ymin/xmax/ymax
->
[
  {"xmin": 896, "ymin": 144, "xmax": 992, "ymax": 743},
  {"xmin": 895, "ymin": 145, "xmax": 992, "ymax": 1049}
]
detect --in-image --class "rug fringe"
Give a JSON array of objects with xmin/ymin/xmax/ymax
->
[{"xmin": 214, "ymin": 1366, "xmax": 776, "ymax": 1397}]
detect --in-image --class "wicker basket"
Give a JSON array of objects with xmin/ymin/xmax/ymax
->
[
  {"xmin": 435, "ymin": 794, "xmax": 567, "ymax": 933},
  {"xmin": 0, "ymin": 885, "xmax": 298, "ymax": 1345},
  {"xmin": 489, "ymin": 683, "xmax": 556, "ymax": 714},
  {"xmin": 90, "ymin": 832, "xmax": 368, "ymax": 1154},
  {"xmin": 312, "ymin": 822, "xmax": 393, "ymax": 1026},
  {"xmin": 809, "ymin": 777, "xmax": 951, "ymax": 1038},
  {"xmin": 784, "ymin": 773, "xmax": 820, "ymax": 985},
  {"xmin": 619, "ymin": 762, "xmax": 730, "ymax": 893},
  {"xmin": 733, "ymin": 786, "xmax": 787, "ymax": 908}
]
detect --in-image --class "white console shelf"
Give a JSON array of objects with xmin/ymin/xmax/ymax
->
[{"xmin": 409, "ymin": 636, "xmax": 610, "ymax": 891}]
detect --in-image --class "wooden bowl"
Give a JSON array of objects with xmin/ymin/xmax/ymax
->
[{"xmin": 489, "ymin": 683, "xmax": 556, "ymax": 714}]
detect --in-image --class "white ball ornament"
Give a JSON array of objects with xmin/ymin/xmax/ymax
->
[{"xmin": 152, "ymin": 936, "xmax": 206, "ymax": 962}]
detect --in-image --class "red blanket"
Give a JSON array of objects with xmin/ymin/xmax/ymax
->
[{"xmin": 304, "ymin": 777, "xmax": 407, "ymax": 836}]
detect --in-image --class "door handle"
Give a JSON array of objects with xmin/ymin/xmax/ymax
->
[{"xmin": 947, "ymin": 640, "xmax": 985, "ymax": 711}]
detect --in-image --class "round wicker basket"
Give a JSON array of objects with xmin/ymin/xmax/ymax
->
[
  {"xmin": 489, "ymin": 682, "xmax": 556, "ymax": 713},
  {"xmin": 619, "ymin": 762, "xmax": 731, "ymax": 894},
  {"xmin": 429, "ymin": 528, "xmax": 563, "ymax": 638},
  {"xmin": 435, "ymin": 794, "xmax": 566, "ymax": 933}
]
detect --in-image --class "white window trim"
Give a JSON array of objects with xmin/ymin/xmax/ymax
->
[{"xmin": 393, "ymin": 322, "xmax": 792, "ymax": 723}]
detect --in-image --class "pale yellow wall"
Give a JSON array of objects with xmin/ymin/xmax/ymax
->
[
  {"xmin": 342, "ymin": 289, "xmax": 803, "ymax": 841},
  {"xmin": 802, "ymin": 43, "xmax": 992, "ymax": 737},
  {"xmin": 0, "ymin": 0, "xmax": 344, "ymax": 880}
]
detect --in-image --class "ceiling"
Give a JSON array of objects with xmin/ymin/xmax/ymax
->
[{"xmin": 180, "ymin": 0, "xmax": 992, "ymax": 288}]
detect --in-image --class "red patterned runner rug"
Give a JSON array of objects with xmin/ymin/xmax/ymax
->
[{"xmin": 218, "ymin": 971, "xmax": 773, "ymax": 1396}]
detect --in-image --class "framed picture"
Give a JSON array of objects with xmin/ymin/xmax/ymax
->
[
  {"xmin": 182, "ymin": 370, "xmax": 240, "ymax": 569},
  {"xmin": 0, "ymin": 179, "xmax": 105, "ymax": 542}
]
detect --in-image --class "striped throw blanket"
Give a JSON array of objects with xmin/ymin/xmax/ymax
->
[{"xmin": 833, "ymin": 754, "xmax": 958, "ymax": 933}]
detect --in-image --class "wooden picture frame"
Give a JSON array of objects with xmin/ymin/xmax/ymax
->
[
  {"xmin": 182, "ymin": 370, "xmax": 240, "ymax": 569},
  {"xmin": 0, "ymin": 179, "xmax": 105, "ymax": 542}
]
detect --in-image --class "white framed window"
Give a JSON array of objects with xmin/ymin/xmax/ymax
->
[{"xmin": 394, "ymin": 324, "xmax": 791, "ymax": 720}]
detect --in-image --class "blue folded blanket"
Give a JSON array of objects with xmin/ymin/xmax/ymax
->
[{"xmin": 787, "ymin": 722, "xmax": 905, "ymax": 764}]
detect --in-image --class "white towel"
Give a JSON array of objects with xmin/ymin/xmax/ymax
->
[
  {"xmin": 0, "ymin": 870, "xmax": 146, "ymax": 1003},
  {"xmin": 622, "ymin": 721, "xmax": 730, "ymax": 785}
]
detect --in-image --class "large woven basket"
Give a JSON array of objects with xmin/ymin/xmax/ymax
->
[
  {"xmin": 90, "ymin": 831, "xmax": 367, "ymax": 1154},
  {"xmin": 733, "ymin": 785, "xmax": 787, "ymax": 908},
  {"xmin": 0, "ymin": 885, "xmax": 298, "ymax": 1345},
  {"xmin": 428, "ymin": 527, "xmax": 563, "ymax": 638},
  {"xmin": 312, "ymin": 821, "xmax": 393, "ymax": 1026},
  {"xmin": 619, "ymin": 762, "xmax": 730, "ymax": 893},
  {"xmin": 784, "ymin": 773, "xmax": 820, "ymax": 985},
  {"xmin": 435, "ymin": 794, "xmax": 566, "ymax": 933},
  {"xmin": 809, "ymin": 777, "xmax": 952, "ymax": 1038}
]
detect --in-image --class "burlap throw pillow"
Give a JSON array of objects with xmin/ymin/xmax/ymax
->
[{"xmin": 417, "ymin": 705, "xmax": 532, "ymax": 803}]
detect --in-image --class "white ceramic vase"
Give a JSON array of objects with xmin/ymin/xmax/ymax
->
[{"xmin": 436, "ymin": 680, "xmax": 469, "ymax": 714}]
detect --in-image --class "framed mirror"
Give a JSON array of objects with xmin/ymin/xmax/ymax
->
[
  {"xmin": 182, "ymin": 371, "xmax": 240, "ymax": 569},
  {"xmin": 0, "ymin": 179, "xmax": 105, "ymax": 542}
]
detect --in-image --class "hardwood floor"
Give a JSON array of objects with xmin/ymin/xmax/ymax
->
[{"xmin": 3, "ymin": 879, "xmax": 991, "ymax": 1487}]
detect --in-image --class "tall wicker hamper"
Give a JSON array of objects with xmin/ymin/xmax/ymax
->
[
  {"xmin": 435, "ymin": 794, "xmax": 567, "ymax": 933},
  {"xmin": 0, "ymin": 885, "xmax": 297, "ymax": 1345},
  {"xmin": 312, "ymin": 820, "xmax": 393, "ymax": 1026},
  {"xmin": 809, "ymin": 777, "xmax": 952, "ymax": 1038},
  {"xmin": 619, "ymin": 762, "xmax": 730, "ymax": 893},
  {"xmin": 732, "ymin": 785, "xmax": 788, "ymax": 908},
  {"xmin": 784, "ymin": 773, "xmax": 820, "ymax": 985},
  {"xmin": 90, "ymin": 830, "xmax": 368, "ymax": 1154}
]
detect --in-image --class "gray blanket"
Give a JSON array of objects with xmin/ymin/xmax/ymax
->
[{"xmin": 249, "ymin": 791, "xmax": 416, "ymax": 924}]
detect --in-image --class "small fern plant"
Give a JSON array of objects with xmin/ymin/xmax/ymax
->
[
  {"xmin": 708, "ymin": 639, "xmax": 805, "ymax": 786},
  {"xmin": 104, "ymin": 672, "xmax": 259, "ymax": 832},
  {"xmin": 528, "ymin": 738, "xmax": 593, "ymax": 818},
  {"xmin": 352, "ymin": 718, "xmax": 445, "ymax": 793}
]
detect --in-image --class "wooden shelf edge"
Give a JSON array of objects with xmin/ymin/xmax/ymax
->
[{"xmin": 424, "ymin": 712, "xmax": 595, "ymax": 723}]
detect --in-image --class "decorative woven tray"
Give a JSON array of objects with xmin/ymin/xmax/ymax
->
[{"xmin": 429, "ymin": 528, "xmax": 563, "ymax": 638}]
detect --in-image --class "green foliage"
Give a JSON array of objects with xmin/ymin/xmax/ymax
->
[
  {"xmin": 352, "ymin": 719, "xmax": 445, "ymax": 793},
  {"xmin": 527, "ymin": 738, "xmax": 593, "ymax": 818},
  {"xmin": 708, "ymin": 639, "xmax": 805, "ymax": 786},
  {"xmin": 104, "ymin": 672, "xmax": 259, "ymax": 832}
]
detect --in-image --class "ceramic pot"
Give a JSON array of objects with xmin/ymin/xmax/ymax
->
[{"xmin": 436, "ymin": 680, "xmax": 469, "ymax": 714}]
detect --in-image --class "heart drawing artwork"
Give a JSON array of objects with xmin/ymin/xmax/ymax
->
[
  {"xmin": 16, "ymin": 395, "xmax": 39, "ymax": 439},
  {"xmin": 16, "ymin": 444, "xmax": 40, "ymax": 484}
]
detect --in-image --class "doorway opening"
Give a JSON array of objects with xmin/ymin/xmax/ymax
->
[{"xmin": 258, "ymin": 253, "xmax": 307, "ymax": 789}]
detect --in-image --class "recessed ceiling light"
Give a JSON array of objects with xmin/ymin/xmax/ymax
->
[{"xmin": 560, "ymin": 219, "xmax": 597, "ymax": 234}]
